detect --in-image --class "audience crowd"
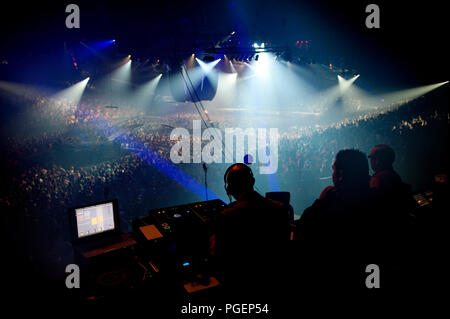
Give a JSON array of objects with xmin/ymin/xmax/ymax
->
[{"xmin": 0, "ymin": 90, "xmax": 448, "ymax": 272}]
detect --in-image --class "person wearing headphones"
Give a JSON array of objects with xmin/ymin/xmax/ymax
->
[{"xmin": 209, "ymin": 163, "xmax": 290, "ymax": 296}]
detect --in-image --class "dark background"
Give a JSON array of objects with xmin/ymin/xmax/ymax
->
[{"xmin": 0, "ymin": 0, "xmax": 448, "ymax": 90}]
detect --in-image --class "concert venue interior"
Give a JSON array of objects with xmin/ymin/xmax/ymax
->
[{"xmin": 0, "ymin": 0, "xmax": 447, "ymax": 312}]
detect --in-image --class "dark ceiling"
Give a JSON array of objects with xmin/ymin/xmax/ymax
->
[{"xmin": 0, "ymin": 0, "xmax": 448, "ymax": 88}]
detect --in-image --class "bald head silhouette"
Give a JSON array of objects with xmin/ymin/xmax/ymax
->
[
  {"xmin": 224, "ymin": 163, "xmax": 255, "ymax": 200},
  {"xmin": 369, "ymin": 145, "xmax": 396, "ymax": 172}
]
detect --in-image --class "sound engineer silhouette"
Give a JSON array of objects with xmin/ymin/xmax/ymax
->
[{"xmin": 209, "ymin": 163, "xmax": 290, "ymax": 296}]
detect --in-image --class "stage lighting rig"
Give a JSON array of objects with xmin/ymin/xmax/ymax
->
[{"xmin": 215, "ymin": 31, "xmax": 237, "ymax": 48}]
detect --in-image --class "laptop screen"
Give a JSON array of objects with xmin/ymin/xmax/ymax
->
[{"xmin": 75, "ymin": 201, "xmax": 116, "ymax": 238}]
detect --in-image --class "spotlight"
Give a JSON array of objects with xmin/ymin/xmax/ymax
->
[
  {"xmin": 253, "ymin": 43, "xmax": 259, "ymax": 48},
  {"xmin": 380, "ymin": 81, "xmax": 450, "ymax": 105},
  {"xmin": 337, "ymin": 74, "xmax": 360, "ymax": 93},
  {"xmin": 52, "ymin": 77, "xmax": 90, "ymax": 105},
  {"xmin": 195, "ymin": 58, "xmax": 221, "ymax": 73}
]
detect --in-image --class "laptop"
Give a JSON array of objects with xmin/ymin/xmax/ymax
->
[{"xmin": 69, "ymin": 199, "xmax": 135, "ymax": 257}]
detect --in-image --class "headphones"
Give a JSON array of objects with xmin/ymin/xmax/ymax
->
[{"xmin": 224, "ymin": 163, "xmax": 255, "ymax": 199}]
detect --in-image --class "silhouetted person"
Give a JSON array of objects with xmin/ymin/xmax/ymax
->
[
  {"xmin": 209, "ymin": 163, "xmax": 290, "ymax": 297},
  {"xmin": 295, "ymin": 149, "xmax": 379, "ymax": 292},
  {"xmin": 369, "ymin": 145, "xmax": 414, "ymax": 233},
  {"xmin": 369, "ymin": 145, "xmax": 403, "ymax": 193},
  {"xmin": 369, "ymin": 145, "xmax": 421, "ymax": 291}
]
